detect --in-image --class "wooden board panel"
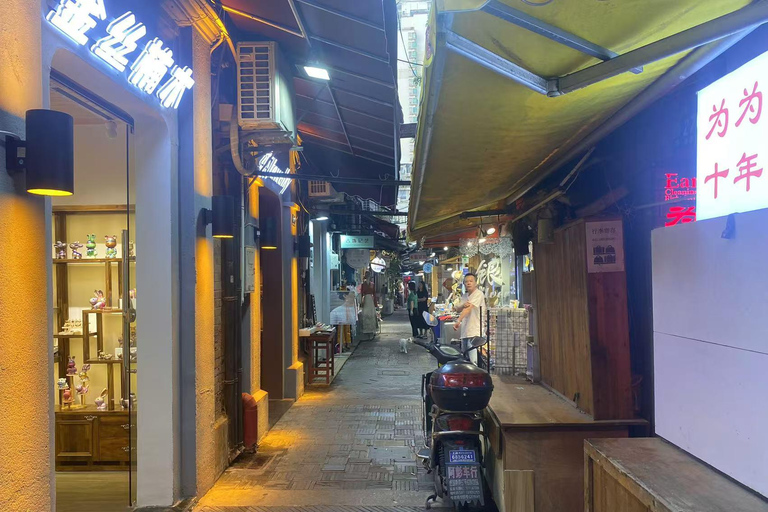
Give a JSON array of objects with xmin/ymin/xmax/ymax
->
[
  {"xmin": 503, "ymin": 428, "xmax": 628, "ymax": 512},
  {"xmin": 585, "ymin": 438, "xmax": 768, "ymax": 512},
  {"xmin": 488, "ymin": 376, "xmax": 646, "ymax": 428},
  {"xmin": 589, "ymin": 461, "xmax": 646, "ymax": 512},
  {"xmin": 504, "ymin": 470, "xmax": 534, "ymax": 512},
  {"xmin": 587, "ymin": 271, "xmax": 633, "ymax": 420},
  {"xmin": 534, "ymin": 221, "xmax": 594, "ymax": 415}
]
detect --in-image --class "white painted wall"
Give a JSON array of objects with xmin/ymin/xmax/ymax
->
[{"xmin": 652, "ymin": 208, "xmax": 768, "ymax": 498}]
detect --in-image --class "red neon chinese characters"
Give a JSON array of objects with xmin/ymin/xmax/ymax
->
[
  {"xmin": 665, "ymin": 206, "xmax": 696, "ymax": 227},
  {"xmin": 704, "ymin": 163, "xmax": 729, "ymax": 199},
  {"xmin": 706, "ymin": 99, "xmax": 729, "ymax": 139},
  {"xmin": 733, "ymin": 153, "xmax": 763, "ymax": 192},
  {"xmin": 736, "ymin": 82, "xmax": 762, "ymax": 127}
]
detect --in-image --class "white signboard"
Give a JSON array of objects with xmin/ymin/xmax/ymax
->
[
  {"xmin": 340, "ymin": 235, "xmax": 374, "ymax": 249},
  {"xmin": 259, "ymin": 152, "xmax": 291, "ymax": 194},
  {"xmin": 345, "ymin": 249, "xmax": 370, "ymax": 269},
  {"xmin": 45, "ymin": 0, "xmax": 193, "ymax": 109},
  {"xmin": 697, "ymin": 51, "xmax": 768, "ymax": 221},
  {"xmin": 370, "ymin": 256, "xmax": 386, "ymax": 273},
  {"xmin": 244, "ymin": 247, "xmax": 256, "ymax": 293},
  {"xmin": 585, "ymin": 220, "xmax": 624, "ymax": 273}
]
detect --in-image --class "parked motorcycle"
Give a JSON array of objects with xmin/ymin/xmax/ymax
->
[{"xmin": 414, "ymin": 316, "xmax": 494, "ymax": 511}]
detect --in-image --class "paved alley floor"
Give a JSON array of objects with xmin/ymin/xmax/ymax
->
[{"xmin": 195, "ymin": 309, "xmax": 449, "ymax": 511}]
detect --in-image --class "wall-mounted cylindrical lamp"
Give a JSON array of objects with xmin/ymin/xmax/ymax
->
[
  {"xmin": 211, "ymin": 195, "xmax": 234, "ymax": 239},
  {"xmin": 260, "ymin": 217, "xmax": 278, "ymax": 250},
  {"xmin": 5, "ymin": 109, "xmax": 75, "ymax": 196}
]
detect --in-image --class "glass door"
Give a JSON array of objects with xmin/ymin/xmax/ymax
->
[{"xmin": 123, "ymin": 125, "xmax": 138, "ymax": 506}]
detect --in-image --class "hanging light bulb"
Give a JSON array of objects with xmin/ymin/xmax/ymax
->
[{"xmin": 486, "ymin": 226, "xmax": 496, "ymax": 235}]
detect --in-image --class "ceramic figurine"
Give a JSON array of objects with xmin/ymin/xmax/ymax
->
[
  {"xmin": 85, "ymin": 234, "xmax": 97, "ymax": 258},
  {"xmin": 66, "ymin": 356, "xmax": 77, "ymax": 375},
  {"xmin": 69, "ymin": 241, "xmax": 83, "ymax": 259},
  {"xmin": 94, "ymin": 388, "xmax": 108, "ymax": 410},
  {"xmin": 54, "ymin": 241, "xmax": 67, "ymax": 259},
  {"xmin": 75, "ymin": 383, "xmax": 89, "ymax": 395},
  {"xmin": 57, "ymin": 378, "xmax": 69, "ymax": 390},
  {"xmin": 78, "ymin": 364, "xmax": 91, "ymax": 384},
  {"xmin": 128, "ymin": 241, "xmax": 135, "ymax": 257},
  {"xmin": 104, "ymin": 235, "xmax": 118, "ymax": 258},
  {"xmin": 62, "ymin": 389, "xmax": 74, "ymax": 405},
  {"xmin": 97, "ymin": 350, "xmax": 113, "ymax": 361},
  {"xmin": 90, "ymin": 290, "xmax": 106, "ymax": 310}
]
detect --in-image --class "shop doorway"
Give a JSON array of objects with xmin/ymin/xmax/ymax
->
[
  {"xmin": 259, "ymin": 188, "xmax": 286, "ymax": 408},
  {"xmin": 49, "ymin": 72, "xmax": 137, "ymax": 511}
]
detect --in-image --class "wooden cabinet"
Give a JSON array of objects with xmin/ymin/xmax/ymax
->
[
  {"xmin": 585, "ymin": 438, "xmax": 768, "ymax": 512},
  {"xmin": 56, "ymin": 407, "xmax": 130, "ymax": 470}
]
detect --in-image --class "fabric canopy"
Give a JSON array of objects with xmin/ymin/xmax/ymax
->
[{"xmin": 408, "ymin": 0, "xmax": 753, "ymax": 237}]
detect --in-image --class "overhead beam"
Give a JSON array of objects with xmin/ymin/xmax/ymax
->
[
  {"xmin": 256, "ymin": 170, "xmax": 407, "ymax": 186},
  {"xmin": 221, "ymin": 4, "xmax": 304, "ymax": 38},
  {"xmin": 554, "ymin": 1, "xmax": 768, "ymax": 95},
  {"xmin": 293, "ymin": 0, "xmax": 385, "ymax": 32},
  {"xmin": 287, "ymin": 0, "xmax": 312, "ymax": 47},
  {"xmin": 482, "ymin": 0, "xmax": 642, "ymax": 74},
  {"xmin": 400, "ymin": 123, "xmax": 417, "ymax": 138},
  {"xmin": 325, "ymin": 84, "xmax": 354, "ymax": 154},
  {"xmin": 444, "ymin": 30, "xmax": 549, "ymax": 95}
]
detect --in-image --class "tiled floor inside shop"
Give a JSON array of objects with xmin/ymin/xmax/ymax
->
[{"xmin": 195, "ymin": 309, "xmax": 496, "ymax": 511}]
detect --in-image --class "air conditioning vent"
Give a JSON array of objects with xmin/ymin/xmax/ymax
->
[
  {"xmin": 308, "ymin": 181, "xmax": 336, "ymax": 198},
  {"xmin": 236, "ymin": 42, "xmax": 296, "ymax": 142}
]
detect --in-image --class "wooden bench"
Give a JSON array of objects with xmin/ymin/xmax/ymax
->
[
  {"xmin": 585, "ymin": 438, "xmax": 768, "ymax": 512},
  {"xmin": 485, "ymin": 376, "xmax": 648, "ymax": 512}
]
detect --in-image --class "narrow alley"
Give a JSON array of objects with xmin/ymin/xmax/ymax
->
[{"xmin": 195, "ymin": 310, "xmax": 463, "ymax": 511}]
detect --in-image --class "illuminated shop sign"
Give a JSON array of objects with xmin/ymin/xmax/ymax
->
[
  {"xmin": 697, "ymin": 51, "xmax": 767, "ymax": 221},
  {"xmin": 663, "ymin": 173, "xmax": 696, "ymax": 227},
  {"xmin": 340, "ymin": 235, "xmax": 374, "ymax": 249},
  {"xmin": 46, "ymin": 0, "xmax": 194, "ymax": 109},
  {"xmin": 258, "ymin": 152, "xmax": 292, "ymax": 194}
]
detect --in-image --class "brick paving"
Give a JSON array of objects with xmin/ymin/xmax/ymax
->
[{"xmin": 195, "ymin": 309, "xmax": 454, "ymax": 510}]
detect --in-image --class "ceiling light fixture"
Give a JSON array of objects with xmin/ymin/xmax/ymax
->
[
  {"xmin": 486, "ymin": 226, "xmax": 496, "ymax": 235},
  {"xmin": 443, "ymin": 246, "xmax": 449, "ymax": 251},
  {"xmin": 304, "ymin": 66, "xmax": 330, "ymax": 80}
]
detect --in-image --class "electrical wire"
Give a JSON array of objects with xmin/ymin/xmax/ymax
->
[{"xmin": 397, "ymin": 11, "xmax": 418, "ymax": 78}]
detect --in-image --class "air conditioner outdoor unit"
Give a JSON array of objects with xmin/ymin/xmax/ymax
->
[
  {"xmin": 308, "ymin": 181, "xmax": 337, "ymax": 198},
  {"xmin": 237, "ymin": 42, "xmax": 296, "ymax": 144}
]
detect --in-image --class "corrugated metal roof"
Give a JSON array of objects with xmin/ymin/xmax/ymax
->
[{"xmin": 221, "ymin": 0, "xmax": 402, "ymax": 204}]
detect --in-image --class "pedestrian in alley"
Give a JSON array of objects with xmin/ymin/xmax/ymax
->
[
  {"xmin": 417, "ymin": 280, "xmax": 430, "ymax": 337},
  {"xmin": 407, "ymin": 281, "xmax": 420, "ymax": 338},
  {"xmin": 453, "ymin": 272, "xmax": 486, "ymax": 364}
]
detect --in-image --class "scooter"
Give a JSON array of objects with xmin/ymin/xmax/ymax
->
[{"xmin": 414, "ymin": 313, "xmax": 494, "ymax": 511}]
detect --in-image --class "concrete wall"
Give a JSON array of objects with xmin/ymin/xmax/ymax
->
[{"xmin": 0, "ymin": 1, "xmax": 52, "ymax": 510}]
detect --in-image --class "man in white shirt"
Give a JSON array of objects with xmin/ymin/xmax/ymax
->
[{"xmin": 453, "ymin": 272, "xmax": 486, "ymax": 364}]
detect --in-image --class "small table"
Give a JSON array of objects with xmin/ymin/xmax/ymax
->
[{"xmin": 302, "ymin": 328, "xmax": 336, "ymax": 385}]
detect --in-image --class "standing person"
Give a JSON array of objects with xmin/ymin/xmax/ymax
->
[
  {"xmin": 453, "ymin": 273, "xmax": 486, "ymax": 364},
  {"xmin": 417, "ymin": 281, "xmax": 430, "ymax": 338},
  {"xmin": 359, "ymin": 273, "xmax": 378, "ymax": 338},
  {"xmin": 407, "ymin": 281, "xmax": 420, "ymax": 338}
]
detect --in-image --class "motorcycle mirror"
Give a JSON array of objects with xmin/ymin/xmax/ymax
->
[
  {"xmin": 422, "ymin": 311, "xmax": 439, "ymax": 327},
  {"xmin": 468, "ymin": 336, "xmax": 486, "ymax": 349}
]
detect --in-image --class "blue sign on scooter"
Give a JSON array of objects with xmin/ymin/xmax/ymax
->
[{"xmin": 448, "ymin": 449, "xmax": 477, "ymax": 464}]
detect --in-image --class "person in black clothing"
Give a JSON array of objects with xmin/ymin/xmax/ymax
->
[
  {"xmin": 407, "ymin": 281, "xmax": 419, "ymax": 337},
  {"xmin": 417, "ymin": 281, "xmax": 430, "ymax": 338}
]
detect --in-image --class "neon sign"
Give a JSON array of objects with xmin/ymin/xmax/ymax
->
[
  {"xmin": 663, "ymin": 173, "xmax": 696, "ymax": 227},
  {"xmin": 258, "ymin": 152, "xmax": 291, "ymax": 194},
  {"xmin": 46, "ymin": 0, "xmax": 193, "ymax": 109}
]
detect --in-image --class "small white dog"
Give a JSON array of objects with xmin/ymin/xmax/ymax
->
[{"xmin": 399, "ymin": 337, "xmax": 411, "ymax": 354}]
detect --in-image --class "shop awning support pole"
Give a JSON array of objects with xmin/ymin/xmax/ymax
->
[
  {"xmin": 554, "ymin": 0, "xmax": 768, "ymax": 95},
  {"xmin": 444, "ymin": 30, "xmax": 549, "ymax": 95},
  {"xmin": 482, "ymin": 0, "xmax": 642, "ymax": 74}
]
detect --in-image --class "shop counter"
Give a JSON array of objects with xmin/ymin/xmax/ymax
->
[
  {"xmin": 585, "ymin": 438, "xmax": 768, "ymax": 512},
  {"xmin": 485, "ymin": 376, "xmax": 648, "ymax": 512}
]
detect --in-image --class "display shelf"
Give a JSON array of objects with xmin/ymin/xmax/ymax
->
[
  {"xmin": 84, "ymin": 359, "xmax": 124, "ymax": 365},
  {"xmin": 53, "ymin": 258, "xmax": 119, "ymax": 264},
  {"xmin": 54, "ymin": 332, "xmax": 98, "ymax": 338}
]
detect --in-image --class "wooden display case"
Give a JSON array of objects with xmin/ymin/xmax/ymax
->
[{"xmin": 52, "ymin": 207, "xmax": 135, "ymax": 471}]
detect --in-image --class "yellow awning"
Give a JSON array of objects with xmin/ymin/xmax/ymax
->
[{"xmin": 409, "ymin": 0, "xmax": 756, "ymax": 238}]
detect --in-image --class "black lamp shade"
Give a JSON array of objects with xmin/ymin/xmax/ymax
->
[
  {"xmin": 26, "ymin": 109, "xmax": 74, "ymax": 196},
  {"xmin": 212, "ymin": 195, "xmax": 235, "ymax": 238},
  {"xmin": 260, "ymin": 216, "xmax": 278, "ymax": 250}
]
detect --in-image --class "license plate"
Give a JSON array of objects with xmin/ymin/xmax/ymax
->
[{"xmin": 448, "ymin": 449, "xmax": 477, "ymax": 464}]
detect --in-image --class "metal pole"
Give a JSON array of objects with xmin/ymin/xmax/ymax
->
[{"xmin": 554, "ymin": 1, "xmax": 768, "ymax": 95}]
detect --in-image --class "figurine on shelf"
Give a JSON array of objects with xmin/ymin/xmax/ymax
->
[
  {"xmin": 94, "ymin": 388, "xmax": 108, "ymax": 410},
  {"xmin": 86, "ymin": 234, "xmax": 97, "ymax": 258},
  {"xmin": 128, "ymin": 241, "xmax": 135, "ymax": 257},
  {"xmin": 105, "ymin": 235, "xmax": 118, "ymax": 258},
  {"xmin": 66, "ymin": 356, "xmax": 77, "ymax": 375},
  {"xmin": 97, "ymin": 350, "xmax": 113, "ymax": 360},
  {"xmin": 57, "ymin": 378, "xmax": 69, "ymax": 390},
  {"xmin": 75, "ymin": 382, "xmax": 89, "ymax": 395},
  {"xmin": 90, "ymin": 290, "xmax": 106, "ymax": 310},
  {"xmin": 78, "ymin": 364, "xmax": 91, "ymax": 384},
  {"xmin": 62, "ymin": 389, "xmax": 74, "ymax": 406},
  {"xmin": 54, "ymin": 241, "xmax": 67, "ymax": 259},
  {"xmin": 69, "ymin": 241, "xmax": 83, "ymax": 259}
]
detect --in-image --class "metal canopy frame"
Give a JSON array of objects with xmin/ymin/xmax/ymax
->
[{"xmin": 443, "ymin": 1, "xmax": 768, "ymax": 97}]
